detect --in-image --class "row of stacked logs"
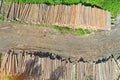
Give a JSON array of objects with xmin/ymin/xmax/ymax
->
[
  {"xmin": 1, "ymin": 3, "xmax": 111, "ymax": 30},
  {"xmin": 0, "ymin": 49, "xmax": 119, "ymax": 80}
]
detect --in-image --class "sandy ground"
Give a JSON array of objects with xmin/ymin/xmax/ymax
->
[{"xmin": 0, "ymin": 21, "xmax": 120, "ymax": 61}]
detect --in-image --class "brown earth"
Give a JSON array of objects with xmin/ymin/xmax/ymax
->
[{"xmin": 0, "ymin": 21, "xmax": 120, "ymax": 61}]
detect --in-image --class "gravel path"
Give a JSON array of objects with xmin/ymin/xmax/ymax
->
[{"xmin": 0, "ymin": 22, "xmax": 120, "ymax": 61}]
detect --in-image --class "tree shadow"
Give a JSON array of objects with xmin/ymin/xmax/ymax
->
[
  {"xmin": 16, "ymin": 56, "xmax": 42, "ymax": 80},
  {"xmin": 49, "ymin": 66, "xmax": 66, "ymax": 80}
]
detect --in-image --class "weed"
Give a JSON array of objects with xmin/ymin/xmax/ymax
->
[
  {"xmin": 3, "ymin": 75, "xmax": 15, "ymax": 80},
  {"xmin": 53, "ymin": 25, "xmax": 71, "ymax": 33},
  {"xmin": 0, "ymin": 16, "xmax": 4, "ymax": 21},
  {"xmin": 87, "ymin": 75, "xmax": 93, "ymax": 80},
  {"xmin": 116, "ymin": 75, "xmax": 120, "ymax": 80},
  {"xmin": 74, "ymin": 28, "xmax": 86, "ymax": 35},
  {"xmin": 11, "ymin": 20, "xmax": 23, "ymax": 24},
  {"xmin": 53, "ymin": 25, "xmax": 92, "ymax": 35}
]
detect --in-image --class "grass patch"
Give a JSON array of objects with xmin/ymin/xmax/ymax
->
[
  {"xmin": 10, "ymin": 20, "xmax": 24, "ymax": 24},
  {"xmin": 53, "ymin": 25, "xmax": 71, "ymax": 33},
  {"xmin": 0, "ymin": 16, "xmax": 5, "ymax": 21},
  {"xmin": 3, "ymin": 75, "xmax": 15, "ymax": 80},
  {"xmin": 53, "ymin": 25, "xmax": 92, "ymax": 35},
  {"xmin": 74, "ymin": 28, "xmax": 91, "ymax": 35},
  {"xmin": 87, "ymin": 75, "xmax": 93, "ymax": 80},
  {"xmin": 116, "ymin": 75, "xmax": 120, "ymax": 80}
]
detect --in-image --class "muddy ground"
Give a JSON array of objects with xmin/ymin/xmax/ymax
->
[{"xmin": 0, "ymin": 21, "xmax": 120, "ymax": 61}]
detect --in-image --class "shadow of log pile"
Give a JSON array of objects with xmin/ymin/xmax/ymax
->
[
  {"xmin": 1, "ymin": 3, "xmax": 111, "ymax": 30},
  {"xmin": 0, "ymin": 49, "xmax": 120, "ymax": 80}
]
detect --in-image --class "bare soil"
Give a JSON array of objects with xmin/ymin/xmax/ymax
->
[{"xmin": 0, "ymin": 21, "xmax": 120, "ymax": 61}]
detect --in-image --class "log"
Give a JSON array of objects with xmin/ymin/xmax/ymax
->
[{"xmin": 1, "ymin": 52, "xmax": 9, "ymax": 72}]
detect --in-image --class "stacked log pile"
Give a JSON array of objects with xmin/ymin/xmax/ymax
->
[
  {"xmin": 1, "ymin": 3, "xmax": 111, "ymax": 30},
  {"xmin": 0, "ymin": 49, "xmax": 119, "ymax": 80}
]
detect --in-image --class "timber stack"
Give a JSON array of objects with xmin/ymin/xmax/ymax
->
[
  {"xmin": 1, "ymin": 3, "xmax": 111, "ymax": 30},
  {"xmin": 0, "ymin": 49, "xmax": 120, "ymax": 80}
]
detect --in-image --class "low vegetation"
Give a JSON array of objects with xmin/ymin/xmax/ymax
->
[
  {"xmin": 87, "ymin": 75, "xmax": 93, "ymax": 80},
  {"xmin": 0, "ymin": 16, "xmax": 5, "ymax": 21},
  {"xmin": 4, "ymin": 0, "xmax": 120, "ymax": 17},
  {"xmin": 3, "ymin": 75, "xmax": 15, "ymax": 80},
  {"xmin": 116, "ymin": 75, "xmax": 120, "ymax": 80},
  {"xmin": 53, "ymin": 25, "xmax": 92, "ymax": 35}
]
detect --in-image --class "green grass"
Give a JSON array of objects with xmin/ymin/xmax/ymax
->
[
  {"xmin": 10, "ymin": 20, "xmax": 24, "ymax": 24},
  {"xmin": 87, "ymin": 75, "xmax": 93, "ymax": 80},
  {"xmin": 3, "ymin": 75, "xmax": 15, "ymax": 80},
  {"xmin": 53, "ymin": 25, "xmax": 92, "ymax": 35},
  {"xmin": 0, "ymin": 15, "xmax": 25, "ymax": 24},
  {"xmin": 53, "ymin": 26, "xmax": 71, "ymax": 33},
  {"xmin": 116, "ymin": 75, "xmax": 120, "ymax": 80},
  {"xmin": 0, "ymin": 16, "xmax": 5, "ymax": 21}
]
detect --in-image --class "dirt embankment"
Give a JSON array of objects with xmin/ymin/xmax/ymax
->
[{"xmin": 0, "ymin": 21, "xmax": 120, "ymax": 61}]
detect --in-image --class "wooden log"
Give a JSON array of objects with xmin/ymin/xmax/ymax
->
[
  {"xmin": 1, "ymin": 52, "xmax": 9, "ymax": 72},
  {"xmin": 42, "ymin": 4, "xmax": 47, "ymax": 23},
  {"xmin": 61, "ymin": 5, "xmax": 65, "ymax": 25},
  {"xmin": 19, "ymin": 3, "xmax": 26, "ymax": 20},
  {"xmin": 105, "ymin": 11, "xmax": 111, "ymax": 30},
  {"xmin": 16, "ymin": 3, "xmax": 20, "ymax": 19},
  {"xmin": 92, "ymin": 7, "xmax": 96, "ymax": 29},
  {"xmin": 9, "ymin": 3, "xmax": 15, "ymax": 20},
  {"xmin": 87, "ymin": 7, "xmax": 90, "ymax": 28},
  {"xmin": 14, "ymin": 3, "xmax": 19, "ymax": 20},
  {"xmin": 85, "ymin": 7, "xmax": 89, "ymax": 29},
  {"xmin": 94, "ymin": 8, "xmax": 97, "ymax": 30},
  {"xmin": 63, "ymin": 5, "xmax": 68, "ymax": 26},
  {"xmin": 50, "ymin": 5, "xmax": 55, "ymax": 24},
  {"xmin": 20, "ymin": 4, "xmax": 30, "ymax": 21},
  {"xmin": 83, "ymin": 6, "xmax": 86, "ymax": 27},
  {"xmin": 57, "ymin": 4, "xmax": 62, "ymax": 25},
  {"xmin": 8, "ymin": 51, "xmax": 12, "ymax": 74},
  {"xmin": 93, "ymin": 63, "xmax": 96, "ymax": 80},
  {"xmin": 46, "ymin": 58, "xmax": 51, "ymax": 79},
  {"xmin": 75, "ymin": 4, "xmax": 80, "ymax": 27},
  {"xmin": 12, "ymin": 54, "xmax": 15, "ymax": 75},
  {"xmin": 14, "ymin": 54, "xmax": 18, "ymax": 74},
  {"xmin": 66, "ymin": 5, "xmax": 71, "ymax": 26},
  {"xmin": 52, "ymin": 5, "xmax": 56, "ymax": 24},
  {"xmin": 81, "ymin": 5, "xmax": 84, "ymax": 26},
  {"xmin": 95, "ymin": 64, "xmax": 97, "ymax": 80},
  {"xmin": 70, "ymin": 5, "xmax": 76, "ymax": 28},
  {"xmin": 17, "ymin": 51, "xmax": 23, "ymax": 73},
  {"xmin": 97, "ymin": 9, "xmax": 100, "ymax": 28},
  {"xmin": 6, "ymin": 3, "xmax": 13, "ymax": 19},
  {"xmin": 66, "ymin": 62, "xmax": 71, "ymax": 80},
  {"xmin": 45, "ymin": 5, "xmax": 50, "ymax": 24},
  {"xmin": 30, "ymin": 4, "xmax": 38, "ymax": 24},
  {"xmin": 102, "ymin": 10, "xmax": 105, "ymax": 29},
  {"xmin": 26, "ymin": 4, "xmax": 34, "ymax": 23},
  {"xmin": 79, "ymin": 62, "xmax": 84, "ymax": 80},
  {"xmin": 72, "ymin": 64, "xmax": 76, "ymax": 80},
  {"xmin": 79, "ymin": 4, "xmax": 82, "ymax": 25},
  {"xmin": 22, "ymin": 51, "xmax": 28, "ymax": 73},
  {"xmin": 41, "ymin": 58, "xmax": 45, "ymax": 79},
  {"xmin": 41, "ymin": 4, "xmax": 46, "ymax": 24}
]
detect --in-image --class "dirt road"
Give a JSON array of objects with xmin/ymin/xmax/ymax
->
[{"xmin": 0, "ymin": 22, "xmax": 120, "ymax": 61}]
